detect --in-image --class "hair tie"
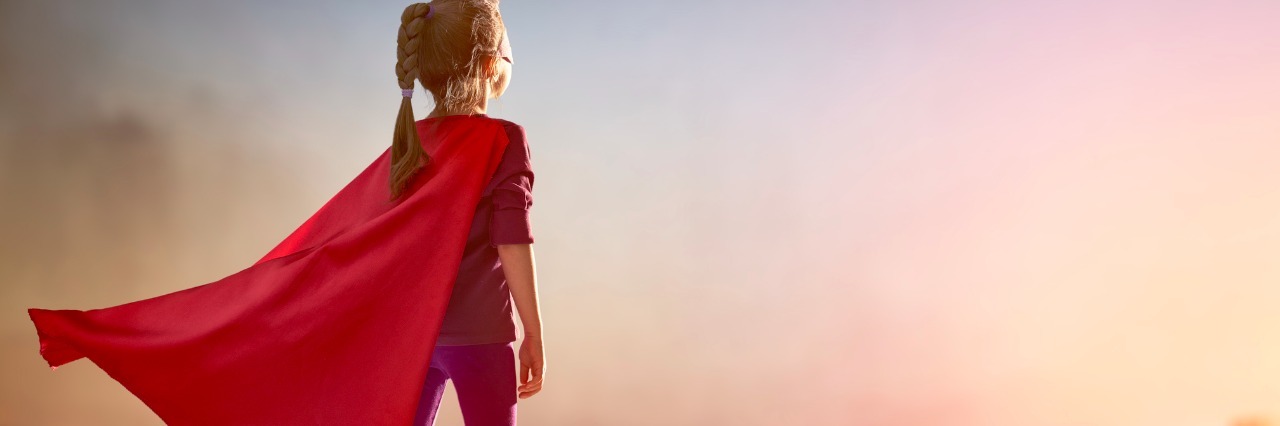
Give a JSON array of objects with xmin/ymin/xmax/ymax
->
[
  {"xmin": 402, "ymin": 88, "xmax": 414, "ymax": 98},
  {"xmin": 424, "ymin": 4, "xmax": 434, "ymax": 19}
]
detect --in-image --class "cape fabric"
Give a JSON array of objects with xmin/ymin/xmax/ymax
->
[{"xmin": 26, "ymin": 115, "xmax": 510, "ymax": 425}]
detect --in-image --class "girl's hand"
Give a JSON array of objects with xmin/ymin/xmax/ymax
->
[{"xmin": 517, "ymin": 335, "xmax": 544, "ymax": 399}]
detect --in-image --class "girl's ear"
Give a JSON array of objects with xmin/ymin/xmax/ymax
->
[{"xmin": 481, "ymin": 54, "xmax": 500, "ymax": 81}]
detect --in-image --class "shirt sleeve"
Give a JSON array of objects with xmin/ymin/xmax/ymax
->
[{"xmin": 489, "ymin": 122, "xmax": 535, "ymax": 247}]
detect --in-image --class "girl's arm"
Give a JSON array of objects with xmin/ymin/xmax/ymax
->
[
  {"xmin": 498, "ymin": 243, "xmax": 541, "ymax": 338},
  {"xmin": 498, "ymin": 243, "xmax": 544, "ymax": 398}
]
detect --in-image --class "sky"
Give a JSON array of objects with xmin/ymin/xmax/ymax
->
[{"xmin": 3, "ymin": 0, "xmax": 1280, "ymax": 424}]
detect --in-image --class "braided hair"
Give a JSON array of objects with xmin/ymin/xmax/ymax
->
[{"xmin": 390, "ymin": 0, "xmax": 506, "ymax": 201}]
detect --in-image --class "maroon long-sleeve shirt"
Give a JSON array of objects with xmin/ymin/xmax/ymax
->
[{"xmin": 435, "ymin": 115, "xmax": 535, "ymax": 346}]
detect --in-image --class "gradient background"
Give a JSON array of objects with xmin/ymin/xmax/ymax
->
[{"xmin": 3, "ymin": 0, "xmax": 1280, "ymax": 425}]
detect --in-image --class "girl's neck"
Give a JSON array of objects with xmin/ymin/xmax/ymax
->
[{"xmin": 425, "ymin": 98, "xmax": 488, "ymax": 119}]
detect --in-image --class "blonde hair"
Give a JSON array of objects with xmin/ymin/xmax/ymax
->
[{"xmin": 390, "ymin": 0, "xmax": 506, "ymax": 200}]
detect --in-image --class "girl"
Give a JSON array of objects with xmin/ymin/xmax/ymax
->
[
  {"xmin": 26, "ymin": 0, "xmax": 543, "ymax": 424},
  {"xmin": 393, "ymin": 1, "xmax": 546, "ymax": 425}
]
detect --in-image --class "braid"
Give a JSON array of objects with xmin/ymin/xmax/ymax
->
[
  {"xmin": 389, "ymin": 3, "xmax": 433, "ymax": 201},
  {"xmin": 397, "ymin": 3, "xmax": 430, "ymax": 92}
]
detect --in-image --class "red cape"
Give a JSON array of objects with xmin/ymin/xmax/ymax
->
[{"xmin": 27, "ymin": 116, "xmax": 510, "ymax": 424}]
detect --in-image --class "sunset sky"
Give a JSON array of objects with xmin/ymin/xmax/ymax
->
[{"xmin": 3, "ymin": 0, "xmax": 1280, "ymax": 424}]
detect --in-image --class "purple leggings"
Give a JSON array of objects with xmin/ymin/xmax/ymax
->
[{"xmin": 413, "ymin": 342, "xmax": 518, "ymax": 426}]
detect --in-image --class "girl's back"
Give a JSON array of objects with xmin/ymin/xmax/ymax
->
[{"xmin": 427, "ymin": 114, "xmax": 535, "ymax": 346}]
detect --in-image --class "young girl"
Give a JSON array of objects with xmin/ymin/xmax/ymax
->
[
  {"xmin": 26, "ymin": 1, "xmax": 543, "ymax": 424},
  {"xmin": 393, "ymin": 1, "xmax": 546, "ymax": 425}
]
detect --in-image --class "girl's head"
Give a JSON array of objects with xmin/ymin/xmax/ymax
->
[{"xmin": 389, "ymin": 0, "xmax": 511, "ymax": 200}]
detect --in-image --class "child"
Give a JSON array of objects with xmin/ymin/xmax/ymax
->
[
  {"xmin": 392, "ymin": 1, "xmax": 546, "ymax": 425},
  {"xmin": 26, "ymin": 1, "xmax": 544, "ymax": 424}
]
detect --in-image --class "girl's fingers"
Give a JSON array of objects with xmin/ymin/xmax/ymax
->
[
  {"xmin": 518, "ymin": 375, "xmax": 539, "ymax": 389},
  {"xmin": 518, "ymin": 372, "xmax": 543, "ymax": 390},
  {"xmin": 520, "ymin": 363, "xmax": 531, "ymax": 385},
  {"xmin": 518, "ymin": 366, "xmax": 543, "ymax": 391},
  {"xmin": 518, "ymin": 382, "xmax": 543, "ymax": 398}
]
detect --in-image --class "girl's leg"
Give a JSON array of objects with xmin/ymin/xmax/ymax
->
[
  {"xmin": 413, "ymin": 354, "xmax": 451, "ymax": 426},
  {"xmin": 435, "ymin": 342, "xmax": 518, "ymax": 426}
]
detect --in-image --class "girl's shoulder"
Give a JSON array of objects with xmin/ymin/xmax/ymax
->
[
  {"xmin": 484, "ymin": 116, "xmax": 524, "ymax": 134},
  {"xmin": 484, "ymin": 116, "xmax": 528, "ymax": 150}
]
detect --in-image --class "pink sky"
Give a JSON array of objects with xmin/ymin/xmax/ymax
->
[{"xmin": 3, "ymin": 0, "xmax": 1280, "ymax": 424}]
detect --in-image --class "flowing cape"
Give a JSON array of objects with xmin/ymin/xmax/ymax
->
[{"xmin": 26, "ymin": 116, "xmax": 510, "ymax": 425}]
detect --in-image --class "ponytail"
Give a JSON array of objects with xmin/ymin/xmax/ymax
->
[{"xmin": 389, "ymin": 3, "xmax": 434, "ymax": 201}]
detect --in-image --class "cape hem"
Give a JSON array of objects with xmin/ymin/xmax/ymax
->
[{"xmin": 28, "ymin": 308, "xmax": 84, "ymax": 370}]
